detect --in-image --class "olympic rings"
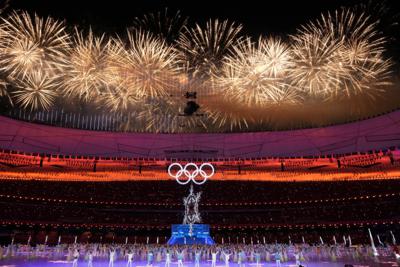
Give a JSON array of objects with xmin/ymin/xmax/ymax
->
[{"xmin": 168, "ymin": 163, "xmax": 215, "ymax": 185}]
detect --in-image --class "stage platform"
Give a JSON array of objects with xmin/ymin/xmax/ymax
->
[
  {"xmin": 167, "ymin": 224, "xmax": 215, "ymax": 245},
  {"xmin": 0, "ymin": 258, "xmax": 397, "ymax": 267}
]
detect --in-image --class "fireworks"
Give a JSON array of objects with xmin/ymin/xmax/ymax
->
[
  {"xmin": 108, "ymin": 31, "xmax": 180, "ymax": 100},
  {"xmin": 102, "ymin": 84, "xmax": 141, "ymax": 112},
  {"xmin": 290, "ymin": 32, "xmax": 344, "ymax": 97},
  {"xmin": 203, "ymin": 107, "xmax": 250, "ymax": 131},
  {"xmin": 131, "ymin": 8, "xmax": 188, "ymax": 44},
  {"xmin": 138, "ymin": 98, "xmax": 186, "ymax": 133},
  {"xmin": 215, "ymin": 37, "xmax": 297, "ymax": 106},
  {"xmin": 62, "ymin": 29, "xmax": 110, "ymax": 101},
  {"xmin": 0, "ymin": 6, "xmax": 396, "ymax": 132},
  {"xmin": 0, "ymin": 79, "xmax": 8, "ymax": 98},
  {"xmin": 293, "ymin": 8, "xmax": 392, "ymax": 98},
  {"xmin": 12, "ymin": 71, "xmax": 59, "ymax": 111},
  {"xmin": 0, "ymin": 11, "xmax": 70, "ymax": 79},
  {"xmin": 177, "ymin": 19, "xmax": 243, "ymax": 79}
]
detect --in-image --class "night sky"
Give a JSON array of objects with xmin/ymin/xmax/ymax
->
[{"xmin": 3, "ymin": 0, "xmax": 399, "ymax": 37}]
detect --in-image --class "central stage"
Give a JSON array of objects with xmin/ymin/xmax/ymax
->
[{"xmin": 167, "ymin": 224, "xmax": 215, "ymax": 245}]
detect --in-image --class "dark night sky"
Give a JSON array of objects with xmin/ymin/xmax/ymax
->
[{"xmin": 3, "ymin": 0, "xmax": 399, "ymax": 37}]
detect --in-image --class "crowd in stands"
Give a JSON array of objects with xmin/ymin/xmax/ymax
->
[
  {"xmin": 1, "ymin": 179, "xmax": 399, "ymax": 204},
  {"xmin": 0, "ymin": 179, "xmax": 399, "ymax": 233}
]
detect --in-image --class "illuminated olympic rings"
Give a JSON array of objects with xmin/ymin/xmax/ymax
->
[{"xmin": 168, "ymin": 163, "xmax": 215, "ymax": 185}]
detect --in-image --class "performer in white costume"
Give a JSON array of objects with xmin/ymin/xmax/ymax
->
[
  {"xmin": 127, "ymin": 250, "xmax": 134, "ymax": 267},
  {"xmin": 87, "ymin": 250, "xmax": 93, "ymax": 267},
  {"xmin": 72, "ymin": 249, "xmax": 80, "ymax": 267},
  {"xmin": 109, "ymin": 248, "xmax": 116, "ymax": 267},
  {"xmin": 211, "ymin": 250, "xmax": 218, "ymax": 267},
  {"xmin": 165, "ymin": 250, "xmax": 172, "ymax": 267},
  {"xmin": 223, "ymin": 250, "xmax": 232, "ymax": 267}
]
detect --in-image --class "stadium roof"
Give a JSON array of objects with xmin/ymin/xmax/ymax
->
[{"xmin": 0, "ymin": 111, "xmax": 400, "ymax": 159}]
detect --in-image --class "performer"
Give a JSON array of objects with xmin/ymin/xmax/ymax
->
[
  {"xmin": 165, "ymin": 249, "xmax": 172, "ymax": 267},
  {"xmin": 147, "ymin": 250, "xmax": 154, "ymax": 267},
  {"xmin": 87, "ymin": 250, "xmax": 93, "ymax": 267},
  {"xmin": 157, "ymin": 249, "xmax": 162, "ymax": 262},
  {"xmin": 254, "ymin": 251, "xmax": 261, "ymax": 267},
  {"xmin": 127, "ymin": 250, "xmax": 134, "ymax": 267},
  {"xmin": 109, "ymin": 248, "xmax": 116, "ymax": 267},
  {"xmin": 222, "ymin": 250, "xmax": 231, "ymax": 267},
  {"xmin": 176, "ymin": 249, "xmax": 184, "ymax": 267},
  {"xmin": 72, "ymin": 249, "xmax": 80, "ymax": 267},
  {"xmin": 294, "ymin": 249, "xmax": 301, "ymax": 266},
  {"xmin": 211, "ymin": 250, "xmax": 218, "ymax": 267},
  {"xmin": 274, "ymin": 249, "xmax": 282, "ymax": 267},
  {"xmin": 238, "ymin": 250, "xmax": 246, "ymax": 267},
  {"xmin": 195, "ymin": 249, "xmax": 201, "ymax": 267}
]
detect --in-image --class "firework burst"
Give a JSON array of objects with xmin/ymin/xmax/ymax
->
[
  {"xmin": 177, "ymin": 19, "xmax": 243, "ymax": 79},
  {"xmin": 131, "ymin": 8, "xmax": 188, "ymax": 44},
  {"xmin": 215, "ymin": 37, "xmax": 297, "ymax": 106},
  {"xmin": 0, "ymin": 6, "xmax": 396, "ymax": 132},
  {"xmin": 203, "ymin": 107, "xmax": 250, "ymax": 131},
  {"xmin": 62, "ymin": 29, "xmax": 111, "ymax": 101},
  {"xmin": 0, "ymin": 11, "xmax": 70, "ymax": 79},
  {"xmin": 108, "ymin": 31, "xmax": 180, "ymax": 101},
  {"xmin": 101, "ymin": 82, "xmax": 141, "ymax": 112},
  {"xmin": 294, "ymin": 8, "xmax": 392, "ymax": 98},
  {"xmin": 12, "ymin": 71, "xmax": 59, "ymax": 111},
  {"xmin": 290, "ymin": 32, "xmax": 344, "ymax": 97}
]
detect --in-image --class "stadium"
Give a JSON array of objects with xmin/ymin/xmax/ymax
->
[{"xmin": 0, "ymin": 0, "xmax": 400, "ymax": 266}]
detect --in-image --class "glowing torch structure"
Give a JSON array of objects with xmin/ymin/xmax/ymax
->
[
  {"xmin": 182, "ymin": 185, "xmax": 202, "ymax": 226},
  {"xmin": 167, "ymin": 163, "xmax": 215, "ymax": 245}
]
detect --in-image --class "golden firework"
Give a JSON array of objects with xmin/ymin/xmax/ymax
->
[
  {"xmin": 131, "ymin": 8, "xmax": 188, "ymax": 43},
  {"xmin": 0, "ymin": 6, "xmax": 395, "ymax": 132},
  {"xmin": 0, "ymin": 79, "xmax": 9, "ymax": 98},
  {"xmin": 12, "ymin": 71, "xmax": 59, "ymax": 111},
  {"xmin": 0, "ymin": 11, "xmax": 70, "ymax": 79},
  {"xmin": 294, "ymin": 8, "xmax": 392, "ymax": 98},
  {"xmin": 62, "ymin": 28, "xmax": 110, "ymax": 101},
  {"xmin": 108, "ymin": 31, "xmax": 180, "ymax": 100},
  {"xmin": 290, "ymin": 32, "xmax": 344, "ymax": 97},
  {"xmin": 177, "ymin": 19, "xmax": 242, "ymax": 79},
  {"xmin": 215, "ymin": 37, "xmax": 297, "ymax": 106}
]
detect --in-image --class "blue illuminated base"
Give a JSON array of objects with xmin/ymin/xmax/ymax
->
[{"xmin": 167, "ymin": 224, "xmax": 215, "ymax": 245}]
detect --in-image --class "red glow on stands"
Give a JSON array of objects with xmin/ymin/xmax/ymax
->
[{"xmin": 0, "ymin": 150, "xmax": 399, "ymax": 182}]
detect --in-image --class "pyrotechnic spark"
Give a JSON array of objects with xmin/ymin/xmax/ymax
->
[
  {"xmin": 108, "ymin": 31, "xmax": 180, "ymax": 99},
  {"xmin": 0, "ymin": 80, "xmax": 8, "ymax": 97},
  {"xmin": 294, "ymin": 8, "xmax": 392, "ymax": 98},
  {"xmin": 62, "ymin": 29, "xmax": 110, "ymax": 101},
  {"xmin": 102, "ymin": 83, "xmax": 141, "ymax": 112},
  {"xmin": 178, "ymin": 19, "xmax": 242, "ymax": 78},
  {"xmin": 290, "ymin": 32, "xmax": 344, "ymax": 97},
  {"xmin": 0, "ymin": 6, "xmax": 395, "ymax": 132},
  {"xmin": 0, "ymin": 79, "xmax": 13, "ymax": 107},
  {"xmin": 0, "ymin": 11, "xmax": 70, "ymax": 78},
  {"xmin": 215, "ymin": 37, "xmax": 297, "ymax": 106},
  {"xmin": 12, "ymin": 71, "xmax": 59, "ymax": 111},
  {"xmin": 338, "ymin": 40, "xmax": 392, "ymax": 98},
  {"xmin": 203, "ymin": 107, "xmax": 250, "ymax": 131},
  {"xmin": 131, "ymin": 8, "xmax": 188, "ymax": 43},
  {"xmin": 137, "ymin": 98, "xmax": 203, "ymax": 133}
]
